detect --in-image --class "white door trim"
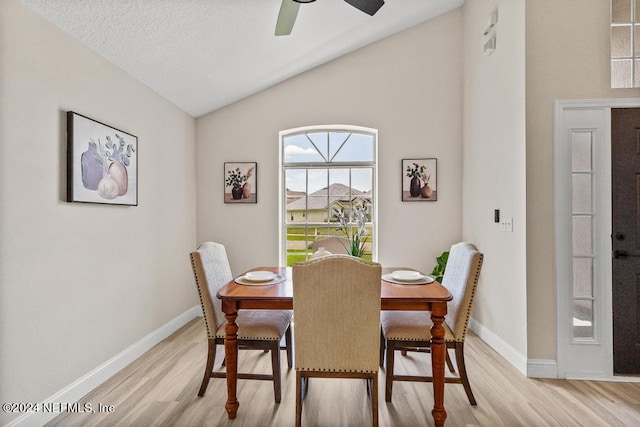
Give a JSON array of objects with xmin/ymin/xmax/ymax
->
[{"xmin": 555, "ymin": 98, "xmax": 640, "ymax": 381}]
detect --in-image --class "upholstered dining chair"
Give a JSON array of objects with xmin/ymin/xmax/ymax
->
[
  {"xmin": 310, "ymin": 236, "xmax": 350, "ymax": 255},
  {"xmin": 293, "ymin": 255, "xmax": 382, "ymax": 427},
  {"xmin": 190, "ymin": 241, "xmax": 292, "ymax": 403},
  {"xmin": 380, "ymin": 242, "xmax": 483, "ymax": 405}
]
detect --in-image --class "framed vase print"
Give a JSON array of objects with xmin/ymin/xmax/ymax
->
[
  {"xmin": 224, "ymin": 162, "xmax": 257, "ymax": 203},
  {"xmin": 402, "ymin": 158, "xmax": 437, "ymax": 202},
  {"xmin": 67, "ymin": 111, "xmax": 138, "ymax": 206}
]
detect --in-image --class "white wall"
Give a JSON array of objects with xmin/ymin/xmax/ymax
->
[
  {"xmin": 462, "ymin": 0, "xmax": 527, "ymax": 370},
  {"xmin": 196, "ymin": 9, "xmax": 464, "ymax": 275},
  {"xmin": 0, "ymin": 1, "xmax": 197, "ymax": 423},
  {"xmin": 525, "ymin": 0, "xmax": 640, "ymax": 361}
]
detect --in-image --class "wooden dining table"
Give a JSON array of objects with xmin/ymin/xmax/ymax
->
[{"xmin": 217, "ymin": 266, "xmax": 453, "ymax": 427}]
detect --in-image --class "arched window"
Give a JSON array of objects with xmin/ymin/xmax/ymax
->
[{"xmin": 279, "ymin": 125, "xmax": 377, "ymax": 266}]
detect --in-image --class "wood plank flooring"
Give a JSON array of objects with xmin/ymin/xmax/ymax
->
[{"xmin": 47, "ymin": 318, "xmax": 640, "ymax": 426}]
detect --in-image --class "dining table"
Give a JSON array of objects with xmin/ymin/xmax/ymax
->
[{"xmin": 216, "ymin": 266, "xmax": 453, "ymax": 427}]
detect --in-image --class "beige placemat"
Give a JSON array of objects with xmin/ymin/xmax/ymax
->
[
  {"xmin": 382, "ymin": 273, "xmax": 434, "ymax": 285},
  {"xmin": 234, "ymin": 274, "xmax": 286, "ymax": 286}
]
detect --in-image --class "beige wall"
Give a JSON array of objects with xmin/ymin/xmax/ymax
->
[
  {"xmin": 196, "ymin": 9, "xmax": 464, "ymax": 274},
  {"xmin": 0, "ymin": 1, "xmax": 197, "ymax": 422},
  {"xmin": 526, "ymin": 0, "xmax": 640, "ymax": 360},
  {"xmin": 462, "ymin": 0, "xmax": 527, "ymax": 365}
]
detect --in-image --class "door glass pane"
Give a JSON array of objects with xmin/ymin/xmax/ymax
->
[
  {"xmin": 571, "ymin": 132, "xmax": 592, "ymax": 171},
  {"xmin": 612, "ymin": 1, "xmax": 640, "ymax": 87},
  {"xmin": 634, "ymin": 24, "xmax": 640, "ymax": 55},
  {"xmin": 612, "ymin": 25, "xmax": 633, "ymax": 57},
  {"xmin": 573, "ymin": 258, "xmax": 593, "ymax": 298},
  {"xmin": 573, "ymin": 300, "xmax": 594, "ymax": 338},
  {"xmin": 572, "ymin": 174, "xmax": 592, "ymax": 213},
  {"xmin": 613, "ymin": 0, "xmax": 632, "ymax": 23},
  {"xmin": 572, "ymin": 216, "xmax": 593, "ymax": 256},
  {"xmin": 612, "ymin": 59, "xmax": 633, "ymax": 88}
]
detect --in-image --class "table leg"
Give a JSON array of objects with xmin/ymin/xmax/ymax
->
[
  {"xmin": 430, "ymin": 302, "xmax": 448, "ymax": 427},
  {"xmin": 223, "ymin": 301, "xmax": 239, "ymax": 419}
]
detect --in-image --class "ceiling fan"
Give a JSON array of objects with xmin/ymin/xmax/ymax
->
[{"xmin": 275, "ymin": 0, "xmax": 385, "ymax": 36}]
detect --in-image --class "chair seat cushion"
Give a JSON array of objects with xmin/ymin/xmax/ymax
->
[
  {"xmin": 381, "ymin": 311, "xmax": 455, "ymax": 342},
  {"xmin": 215, "ymin": 310, "xmax": 291, "ymax": 340}
]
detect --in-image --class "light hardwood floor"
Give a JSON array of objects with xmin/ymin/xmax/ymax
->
[{"xmin": 48, "ymin": 318, "xmax": 640, "ymax": 426}]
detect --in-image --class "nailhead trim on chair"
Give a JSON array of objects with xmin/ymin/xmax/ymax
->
[
  {"xmin": 295, "ymin": 367, "xmax": 378, "ymax": 373},
  {"xmin": 213, "ymin": 313, "xmax": 291, "ymax": 341},
  {"xmin": 215, "ymin": 333, "xmax": 281, "ymax": 340},
  {"xmin": 190, "ymin": 252, "xmax": 213, "ymax": 339},
  {"xmin": 456, "ymin": 253, "xmax": 483, "ymax": 342}
]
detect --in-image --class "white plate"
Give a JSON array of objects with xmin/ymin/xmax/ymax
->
[
  {"xmin": 382, "ymin": 273, "xmax": 434, "ymax": 285},
  {"xmin": 391, "ymin": 270, "xmax": 423, "ymax": 281},
  {"xmin": 244, "ymin": 271, "xmax": 276, "ymax": 282}
]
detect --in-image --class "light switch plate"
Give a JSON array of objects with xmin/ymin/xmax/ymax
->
[{"xmin": 500, "ymin": 217, "xmax": 513, "ymax": 232}]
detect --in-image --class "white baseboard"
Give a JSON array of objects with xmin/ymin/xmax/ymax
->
[
  {"xmin": 469, "ymin": 317, "xmax": 528, "ymax": 376},
  {"xmin": 6, "ymin": 305, "xmax": 201, "ymax": 427},
  {"xmin": 527, "ymin": 359, "xmax": 558, "ymax": 378}
]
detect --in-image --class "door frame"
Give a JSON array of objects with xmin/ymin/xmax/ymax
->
[{"xmin": 555, "ymin": 98, "xmax": 640, "ymax": 381}]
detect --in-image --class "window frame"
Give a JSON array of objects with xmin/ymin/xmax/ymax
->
[
  {"xmin": 611, "ymin": 0, "xmax": 640, "ymax": 87},
  {"xmin": 278, "ymin": 125, "xmax": 378, "ymax": 266}
]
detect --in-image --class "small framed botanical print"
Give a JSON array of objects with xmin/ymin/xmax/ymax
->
[
  {"xmin": 402, "ymin": 158, "xmax": 437, "ymax": 202},
  {"xmin": 224, "ymin": 162, "xmax": 257, "ymax": 203}
]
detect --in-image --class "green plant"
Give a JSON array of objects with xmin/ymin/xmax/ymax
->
[
  {"xmin": 406, "ymin": 162, "xmax": 426, "ymax": 179},
  {"xmin": 225, "ymin": 167, "xmax": 248, "ymax": 188},
  {"xmin": 431, "ymin": 250, "xmax": 449, "ymax": 282},
  {"xmin": 331, "ymin": 203, "xmax": 370, "ymax": 258}
]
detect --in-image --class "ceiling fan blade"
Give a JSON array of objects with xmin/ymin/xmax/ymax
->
[
  {"xmin": 275, "ymin": 0, "xmax": 300, "ymax": 36},
  {"xmin": 344, "ymin": 0, "xmax": 385, "ymax": 16}
]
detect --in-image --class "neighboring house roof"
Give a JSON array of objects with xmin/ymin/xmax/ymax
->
[
  {"xmin": 286, "ymin": 190, "xmax": 306, "ymax": 204},
  {"xmin": 287, "ymin": 183, "xmax": 371, "ymax": 211}
]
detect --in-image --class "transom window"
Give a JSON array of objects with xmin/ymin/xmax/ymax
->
[
  {"xmin": 611, "ymin": 0, "xmax": 640, "ymax": 87},
  {"xmin": 279, "ymin": 126, "xmax": 377, "ymax": 266}
]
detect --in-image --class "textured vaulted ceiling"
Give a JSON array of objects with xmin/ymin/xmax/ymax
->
[{"xmin": 21, "ymin": 0, "xmax": 464, "ymax": 117}]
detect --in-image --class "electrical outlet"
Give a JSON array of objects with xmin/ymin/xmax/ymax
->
[{"xmin": 500, "ymin": 217, "xmax": 513, "ymax": 232}]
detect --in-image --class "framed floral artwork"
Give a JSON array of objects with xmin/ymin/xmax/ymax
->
[
  {"xmin": 67, "ymin": 112, "xmax": 138, "ymax": 205},
  {"xmin": 402, "ymin": 158, "xmax": 437, "ymax": 201},
  {"xmin": 224, "ymin": 162, "xmax": 257, "ymax": 203}
]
